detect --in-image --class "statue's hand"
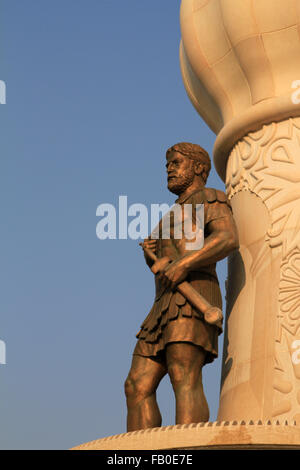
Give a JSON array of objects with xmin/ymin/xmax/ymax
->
[
  {"xmin": 151, "ymin": 257, "xmax": 171, "ymax": 274},
  {"xmin": 159, "ymin": 260, "xmax": 189, "ymax": 290},
  {"xmin": 143, "ymin": 237, "xmax": 157, "ymax": 254},
  {"xmin": 143, "ymin": 237, "xmax": 157, "ymax": 267}
]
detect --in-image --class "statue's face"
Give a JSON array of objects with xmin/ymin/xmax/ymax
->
[{"xmin": 166, "ymin": 151, "xmax": 195, "ymax": 195}]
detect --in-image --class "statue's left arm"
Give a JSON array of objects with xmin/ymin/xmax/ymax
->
[{"xmin": 180, "ymin": 215, "xmax": 239, "ymax": 270}]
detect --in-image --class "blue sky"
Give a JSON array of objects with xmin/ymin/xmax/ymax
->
[{"xmin": 0, "ymin": 0, "xmax": 229, "ymax": 449}]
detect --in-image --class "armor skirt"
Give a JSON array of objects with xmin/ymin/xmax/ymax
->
[{"xmin": 134, "ymin": 272, "xmax": 222, "ymax": 365}]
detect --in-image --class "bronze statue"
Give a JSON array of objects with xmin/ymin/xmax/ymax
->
[{"xmin": 124, "ymin": 142, "xmax": 239, "ymax": 431}]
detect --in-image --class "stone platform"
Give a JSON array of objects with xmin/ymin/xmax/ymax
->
[{"xmin": 72, "ymin": 420, "xmax": 300, "ymax": 450}]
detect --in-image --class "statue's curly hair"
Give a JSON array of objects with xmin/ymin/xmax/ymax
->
[{"xmin": 166, "ymin": 142, "xmax": 211, "ymax": 183}]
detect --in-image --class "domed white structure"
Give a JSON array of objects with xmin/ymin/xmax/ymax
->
[{"xmin": 180, "ymin": 0, "xmax": 300, "ymax": 424}]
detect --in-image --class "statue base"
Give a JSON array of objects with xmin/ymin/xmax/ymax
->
[{"xmin": 72, "ymin": 420, "xmax": 300, "ymax": 450}]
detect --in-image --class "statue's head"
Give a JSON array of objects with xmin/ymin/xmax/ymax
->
[{"xmin": 166, "ymin": 142, "xmax": 211, "ymax": 195}]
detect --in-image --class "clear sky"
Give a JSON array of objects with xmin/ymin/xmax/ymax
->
[{"xmin": 0, "ymin": 0, "xmax": 229, "ymax": 449}]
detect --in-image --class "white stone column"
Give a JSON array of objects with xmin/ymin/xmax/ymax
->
[{"xmin": 218, "ymin": 118, "xmax": 300, "ymax": 422}]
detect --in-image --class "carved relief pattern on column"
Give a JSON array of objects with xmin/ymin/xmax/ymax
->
[{"xmin": 226, "ymin": 117, "xmax": 300, "ymax": 422}]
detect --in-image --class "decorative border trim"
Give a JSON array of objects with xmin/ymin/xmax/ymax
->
[{"xmin": 72, "ymin": 420, "xmax": 300, "ymax": 450}]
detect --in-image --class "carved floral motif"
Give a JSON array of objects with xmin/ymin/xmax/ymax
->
[{"xmin": 226, "ymin": 118, "xmax": 300, "ymax": 421}]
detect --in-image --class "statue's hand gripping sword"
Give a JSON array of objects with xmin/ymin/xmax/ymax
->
[{"xmin": 140, "ymin": 243, "xmax": 223, "ymax": 330}]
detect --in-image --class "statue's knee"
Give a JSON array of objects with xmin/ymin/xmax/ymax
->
[
  {"xmin": 124, "ymin": 373, "xmax": 151, "ymax": 401},
  {"xmin": 168, "ymin": 362, "xmax": 201, "ymax": 391},
  {"xmin": 168, "ymin": 363, "xmax": 186, "ymax": 390},
  {"xmin": 124, "ymin": 375, "xmax": 134, "ymax": 399}
]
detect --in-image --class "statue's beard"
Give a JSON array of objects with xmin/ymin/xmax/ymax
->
[{"xmin": 167, "ymin": 170, "xmax": 194, "ymax": 195}]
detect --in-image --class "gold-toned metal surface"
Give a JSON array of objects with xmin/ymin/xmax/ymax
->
[{"xmin": 125, "ymin": 143, "xmax": 238, "ymax": 431}]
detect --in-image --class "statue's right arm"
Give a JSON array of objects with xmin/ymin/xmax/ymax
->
[{"xmin": 143, "ymin": 238, "xmax": 157, "ymax": 268}]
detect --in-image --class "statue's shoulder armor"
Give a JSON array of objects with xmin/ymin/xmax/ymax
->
[
  {"xmin": 204, "ymin": 188, "xmax": 231, "ymax": 210},
  {"xmin": 203, "ymin": 187, "xmax": 226, "ymax": 202}
]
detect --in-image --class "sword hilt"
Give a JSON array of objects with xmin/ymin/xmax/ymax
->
[{"xmin": 139, "ymin": 242, "xmax": 157, "ymax": 263}]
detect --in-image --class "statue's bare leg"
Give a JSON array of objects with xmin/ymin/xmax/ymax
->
[
  {"xmin": 125, "ymin": 354, "xmax": 167, "ymax": 431},
  {"xmin": 166, "ymin": 342, "xmax": 209, "ymax": 424}
]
